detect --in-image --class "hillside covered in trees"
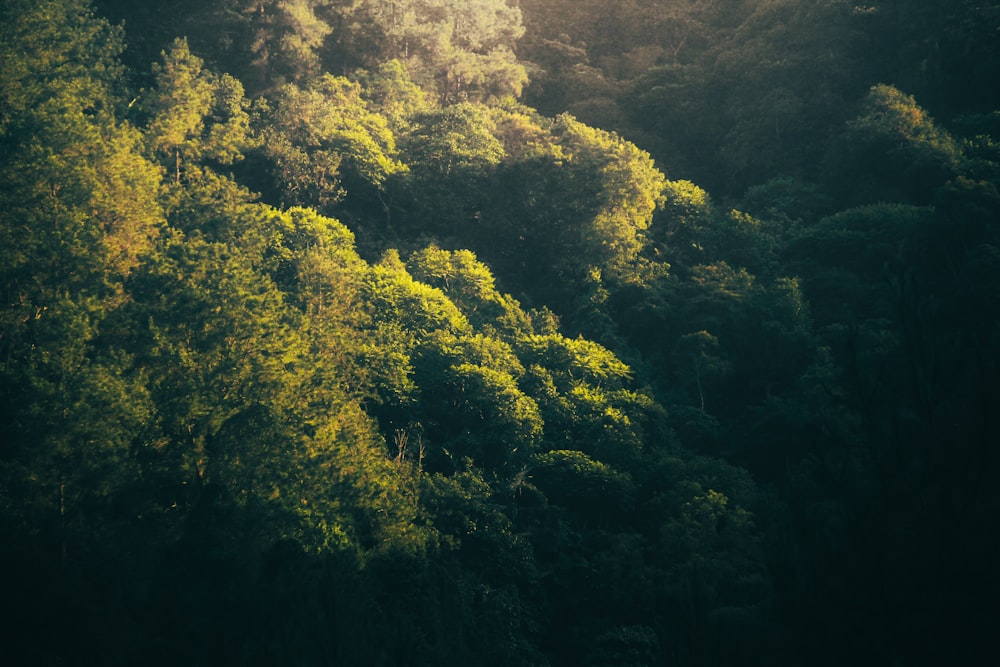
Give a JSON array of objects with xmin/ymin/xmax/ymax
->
[{"xmin": 2, "ymin": 1, "xmax": 998, "ymax": 665}]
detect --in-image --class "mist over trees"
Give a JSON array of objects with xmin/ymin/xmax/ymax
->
[{"xmin": 2, "ymin": 1, "xmax": 998, "ymax": 665}]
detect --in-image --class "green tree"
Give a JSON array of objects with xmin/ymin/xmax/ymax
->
[
  {"xmin": 530, "ymin": 449, "xmax": 634, "ymax": 519},
  {"xmin": 402, "ymin": 101, "xmax": 505, "ymax": 175},
  {"xmin": 826, "ymin": 84, "xmax": 963, "ymax": 205},
  {"xmin": 396, "ymin": 102, "xmax": 504, "ymax": 236},
  {"xmin": 1, "ymin": 7, "xmax": 167, "ymax": 660},
  {"xmin": 0, "ymin": 0, "xmax": 162, "ymax": 492},
  {"xmin": 359, "ymin": 58, "xmax": 433, "ymax": 131},
  {"xmin": 409, "ymin": 329, "xmax": 543, "ymax": 472},
  {"xmin": 477, "ymin": 113, "xmax": 667, "ymax": 327},
  {"xmin": 406, "ymin": 245, "xmax": 533, "ymax": 335},
  {"xmin": 145, "ymin": 37, "xmax": 254, "ymax": 184},
  {"xmin": 260, "ymin": 73, "xmax": 404, "ymax": 211},
  {"xmin": 332, "ymin": 0, "xmax": 527, "ymax": 104},
  {"xmin": 211, "ymin": 0, "xmax": 338, "ymax": 94}
]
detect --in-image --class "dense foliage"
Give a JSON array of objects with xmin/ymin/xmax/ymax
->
[{"xmin": 2, "ymin": 1, "xmax": 997, "ymax": 665}]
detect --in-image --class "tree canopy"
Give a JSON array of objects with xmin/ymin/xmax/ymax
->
[{"xmin": 5, "ymin": 1, "xmax": 999, "ymax": 665}]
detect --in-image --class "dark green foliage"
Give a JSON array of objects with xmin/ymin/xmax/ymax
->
[
  {"xmin": 825, "ymin": 84, "xmax": 963, "ymax": 205},
  {"xmin": 530, "ymin": 450, "xmax": 635, "ymax": 518},
  {"xmin": 4, "ymin": 1, "xmax": 1000, "ymax": 665}
]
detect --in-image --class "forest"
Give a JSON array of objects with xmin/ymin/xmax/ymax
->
[{"xmin": 1, "ymin": 1, "xmax": 998, "ymax": 665}]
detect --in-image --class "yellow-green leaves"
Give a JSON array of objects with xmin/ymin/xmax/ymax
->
[
  {"xmin": 0, "ymin": 0, "xmax": 123, "ymax": 132},
  {"xmin": 406, "ymin": 245, "xmax": 533, "ymax": 334},
  {"xmin": 360, "ymin": 59, "xmax": 433, "ymax": 131},
  {"xmin": 518, "ymin": 334, "xmax": 632, "ymax": 389},
  {"xmin": 146, "ymin": 38, "xmax": 254, "ymax": 184},
  {"xmin": 262, "ymin": 74, "xmax": 405, "ymax": 209},
  {"xmin": 402, "ymin": 102, "xmax": 505, "ymax": 176},
  {"xmin": 90, "ymin": 122, "xmax": 164, "ymax": 276},
  {"xmin": 334, "ymin": 0, "xmax": 527, "ymax": 104},
  {"xmin": 551, "ymin": 114, "xmax": 667, "ymax": 273},
  {"xmin": 147, "ymin": 39, "xmax": 214, "ymax": 172},
  {"xmin": 366, "ymin": 253, "xmax": 471, "ymax": 339}
]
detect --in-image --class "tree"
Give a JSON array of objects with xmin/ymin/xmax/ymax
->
[
  {"xmin": 259, "ymin": 73, "xmax": 405, "ymax": 212},
  {"xmin": 473, "ymin": 112, "xmax": 667, "ymax": 328},
  {"xmin": 145, "ymin": 38, "xmax": 254, "ymax": 184},
  {"xmin": 826, "ymin": 84, "xmax": 963, "ymax": 205},
  {"xmin": 217, "ymin": 0, "xmax": 338, "ymax": 94},
  {"xmin": 1, "ymin": 7, "xmax": 166, "ymax": 660},
  {"xmin": 402, "ymin": 101, "xmax": 505, "ymax": 175},
  {"xmin": 530, "ymin": 449, "xmax": 634, "ymax": 519},
  {"xmin": 406, "ymin": 245, "xmax": 533, "ymax": 334},
  {"xmin": 396, "ymin": 102, "xmax": 504, "ymax": 236},
  {"xmin": 0, "ymin": 0, "xmax": 162, "ymax": 476},
  {"xmin": 359, "ymin": 58, "xmax": 433, "ymax": 131},
  {"xmin": 330, "ymin": 0, "xmax": 527, "ymax": 104},
  {"xmin": 412, "ymin": 344, "xmax": 543, "ymax": 472}
]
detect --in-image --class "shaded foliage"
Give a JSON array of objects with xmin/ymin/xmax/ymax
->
[{"xmin": 4, "ymin": 2, "xmax": 1000, "ymax": 666}]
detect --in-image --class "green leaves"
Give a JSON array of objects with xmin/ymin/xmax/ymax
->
[
  {"xmin": 146, "ymin": 39, "xmax": 215, "ymax": 169},
  {"xmin": 260, "ymin": 73, "xmax": 405, "ymax": 210},
  {"xmin": 402, "ymin": 102, "xmax": 505, "ymax": 176},
  {"xmin": 145, "ymin": 38, "xmax": 254, "ymax": 183},
  {"xmin": 531, "ymin": 449, "xmax": 634, "ymax": 516},
  {"xmin": 365, "ymin": 252, "xmax": 471, "ymax": 338},
  {"xmin": 826, "ymin": 84, "xmax": 963, "ymax": 204},
  {"xmin": 1, "ymin": 2, "xmax": 165, "ymax": 548},
  {"xmin": 360, "ymin": 59, "xmax": 432, "ymax": 130},
  {"xmin": 553, "ymin": 115, "xmax": 666, "ymax": 265},
  {"xmin": 333, "ymin": 0, "xmax": 527, "ymax": 104},
  {"xmin": 0, "ymin": 0, "xmax": 123, "ymax": 131},
  {"xmin": 406, "ymin": 245, "xmax": 533, "ymax": 334},
  {"xmin": 519, "ymin": 334, "xmax": 632, "ymax": 390}
]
